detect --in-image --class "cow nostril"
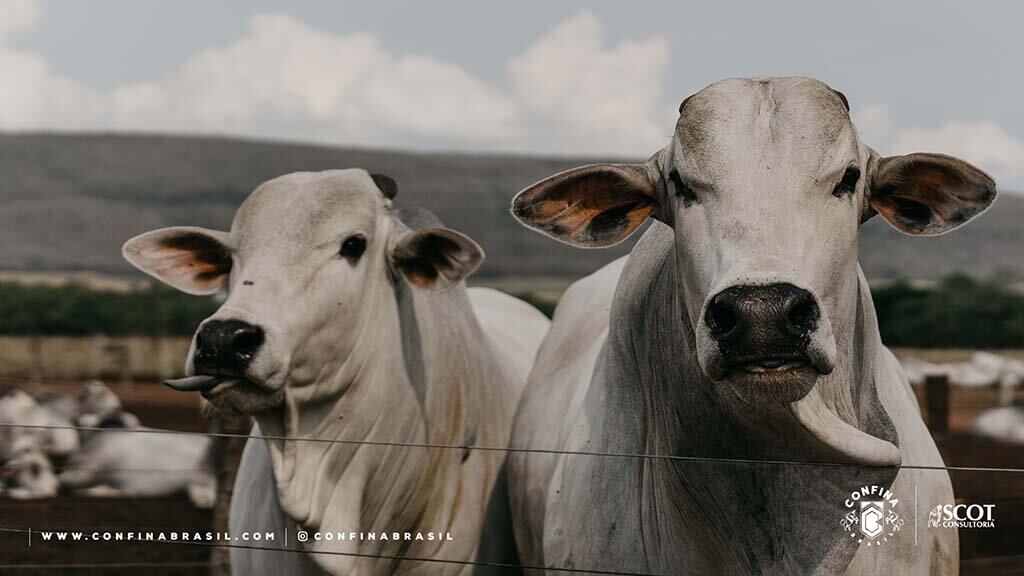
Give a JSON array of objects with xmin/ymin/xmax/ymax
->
[
  {"xmin": 231, "ymin": 328, "xmax": 264, "ymax": 361},
  {"xmin": 705, "ymin": 297, "xmax": 739, "ymax": 339},
  {"xmin": 785, "ymin": 293, "xmax": 819, "ymax": 336},
  {"xmin": 193, "ymin": 320, "xmax": 264, "ymax": 376}
]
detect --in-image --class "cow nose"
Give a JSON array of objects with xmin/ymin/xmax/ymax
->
[
  {"xmin": 193, "ymin": 320, "xmax": 264, "ymax": 376},
  {"xmin": 705, "ymin": 283, "xmax": 819, "ymax": 344}
]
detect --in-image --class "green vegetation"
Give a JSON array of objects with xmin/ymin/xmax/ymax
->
[
  {"xmin": 0, "ymin": 274, "xmax": 1022, "ymax": 348},
  {"xmin": 0, "ymin": 283, "xmax": 217, "ymax": 335},
  {"xmin": 873, "ymin": 273, "xmax": 1024, "ymax": 348},
  {"xmin": 513, "ymin": 293, "xmax": 558, "ymax": 318}
]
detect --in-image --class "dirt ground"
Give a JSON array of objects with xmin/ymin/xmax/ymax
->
[{"xmin": 0, "ymin": 496, "xmax": 212, "ymax": 576}]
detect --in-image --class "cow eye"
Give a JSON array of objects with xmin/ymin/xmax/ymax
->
[
  {"xmin": 669, "ymin": 169, "xmax": 698, "ymax": 204},
  {"xmin": 832, "ymin": 166, "xmax": 860, "ymax": 197},
  {"xmin": 339, "ymin": 235, "xmax": 367, "ymax": 261}
]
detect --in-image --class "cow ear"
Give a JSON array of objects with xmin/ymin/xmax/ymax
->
[
  {"xmin": 390, "ymin": 227, "xmax": 483, "ymax": 291},
  {"xmin": 122, "ymin": 227, "xmax": 232, "ymax": 295},
  {"xmin": 511, "ymin": 157, "xmax": 662, "ymax": 248},
  {"xmin": 371, "ymin": 173, "xmax": 398, "ymax": 199},
  {"xmin": 867, "ymin": 153, "xmax": 996, "ymax": 236}
]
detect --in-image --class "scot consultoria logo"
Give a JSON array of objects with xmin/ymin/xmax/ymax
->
[
  {"xmin": 840, "ymin": 485, "xmax": 904, "ymax": 547},
  {"xmin": 928, "ymin": 503, "xmax": 996, "ymax": 529}
]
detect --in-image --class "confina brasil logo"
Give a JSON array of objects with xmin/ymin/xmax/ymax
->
[{"xmin": 840, "ymin": 485, "xmax": 904, "ymax": 547}]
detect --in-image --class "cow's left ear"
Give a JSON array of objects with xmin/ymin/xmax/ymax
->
[
  {"xmin": 867, "ymin": 152, "xmax": 996, "ymax": 236},
  {"xmin": 511, "ymin": 149, "xmax": 665, "ymax": 248},
  {"xmin": 390, "ymin": 227, "xmax": 484, "ymax": 291},
  {"xmin": 122, "ymin": 227, "xmax": 232, "ymax": 295}
]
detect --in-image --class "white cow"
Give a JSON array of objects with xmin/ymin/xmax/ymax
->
[
  {"xmin": 58, "ymin": 413, "xmax": 215, "ymax": 506},
  {"xmin": 972, "ymin": 405, "xmax": 1024, "ymax": 443},
  {"xmin": 0, "ymin": 388, "xmax": 78, "ymax": 461},
  {"xmin": 75, "ymin": 380, "xmax": 125, "ymax": 420},
  {"xmin": 29, "ymin": 380, "xmax": 125, "ymax": 434},
  {"xmin": 35, "ymin": 391, "xmax": 80, "ymax": 423},
  {"xmin": 900, "ymin": 353, "xmax": 1024, "ymax": 401},
  {"xmin": 509, "ymin": 77, "xmax": 995, "ymax": 575},
  {"xmin": 122, "ymin": 170, "xmax": 549, "ymax": 575},
  {"xmin": 0, "ymin": 440, "xmax": 59, "ymax": 499}
]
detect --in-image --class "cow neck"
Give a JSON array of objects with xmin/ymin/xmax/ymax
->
[
  {"xmin": 613, "ymin": 236, "xmax": 901, "ymax": 573},
  {"xmin": 252, "ymin": 278, "xmax": 483, "ymax": 544}
]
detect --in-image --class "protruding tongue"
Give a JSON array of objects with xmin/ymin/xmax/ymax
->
[
  {"xmin": 790, "ymin": 388, "xmax": 900, "ymax": 466},
  {"xmin": 164, "ymin": 375, "xmax": 221, "ymax": 392}
]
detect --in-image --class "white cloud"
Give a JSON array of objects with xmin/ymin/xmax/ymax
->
[
  {"xmin": 5, "ymin": 4, "xmax": 1021, "ymax": 175},
  {"xmin": 0, "ymin": 9, "xmax": 672, "ymax": 156},
  {"xmin": 508, "ymin": 10, "xmax": 672, "ymax": 155},
  {"xmin": 0, "ymin": 48, "xmax": 101, "ymax": 130},
  {"xmin": 0, "ymin": 0, "xmax": 39, "ymax": 38},
  {"xmin": 108, "ymin": 14, "xmax": 521, "ymax": 143},
  {"xmin": 859, "ymin": 104, "xmax": 1024, "ymax": 192},
  {"xmin": 889, "ymin": 122, "xmax": 1024, "ymax": 190},
  {"xmin": 0, "ymin": 0, "xmax": 103, "ymax": 130},
  {"xmin": 853, "ymin": 104, "xmax": 893, "ymax": 145}
]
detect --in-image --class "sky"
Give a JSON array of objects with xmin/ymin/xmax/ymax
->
[{"xmin": 2, "ymin": 0, "xmax": 1023, "ymax": 190}]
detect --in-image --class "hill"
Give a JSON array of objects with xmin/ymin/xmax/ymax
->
[{"xmin": 0, "ymin": 132, "xmax": 1020, "ymax": 281}]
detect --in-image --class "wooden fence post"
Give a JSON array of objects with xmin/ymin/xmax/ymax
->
[
  {"xmin": 925, "ymin": 374, "xmax": 950, "ymax": 437},
  {"xmin": 210, "ymin": 414, "xmax": 251, "ymax": 576}
]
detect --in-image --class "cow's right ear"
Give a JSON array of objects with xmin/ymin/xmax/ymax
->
[
  {"xmin": 122, "ymin": 227, "xmax": 232, "ymax": 295},
  {"xmin": 389, "ymin": 227, "xmax": 483, "ymax": 292},
  {"xmin": 866, "ymin": 152, "xmax": 996, "ymax": 236},
  {"xmin": 511, "ymin": 154, "xmax": 663, "ymax": 248}
]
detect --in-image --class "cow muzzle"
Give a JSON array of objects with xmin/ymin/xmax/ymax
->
[
  {"xmin": 166, "ymin": 318, "xmax": 283, "ymax": 415},
  {"xmin": 192, "ymin": 319, "xmax": 264, "ymax": 377},
  {"xmin": 697, "ymin": 282, "xmax": 837, "ymax": 405}
]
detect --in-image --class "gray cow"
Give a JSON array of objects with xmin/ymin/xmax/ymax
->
[
  {"xmin": 123, "ymin": 170, "xmax": 549, "ymax": 575},
  {"xmin": 508, "ymin": 77, "xmax": 995, "ymax": 575}
]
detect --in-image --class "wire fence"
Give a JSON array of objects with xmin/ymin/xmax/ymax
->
[
  {"xmin": 1, "ymin": 419, "xmax": 1023, "ymax": 574},
  {"xmin": 1, "ymin": 421, "xmax": 1022, "ymax": 474}
]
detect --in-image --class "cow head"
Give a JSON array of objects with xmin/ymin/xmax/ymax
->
[
  {"xmin": 513, "ymin": 77, "xmax": 995, "ymax": 408},
  {"xmin": 123, "ymin": 169, "xmax": 483, "ymax": 416},
  {"xmin": 76, "ymin": 380, "xmax": 123, "ymax": 419},
  {"xmin": 0, "ymin": 443, "xmax": 59, "ymax": 499},
  {"xmin": 0, "ymin": 389, "xmax": 78, "ymax": 460}
]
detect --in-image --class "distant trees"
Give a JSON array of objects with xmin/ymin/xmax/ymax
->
[
  {"xmin": 872, "ymin": 272, "xmax": 1024, "ymax": 348},
  {"xmin": 0, "ymin": 283, "xmax": 217, "ymax": 336},
  {"xmin": 0, "ymin": 274, "xmax": 1022, "ymax": 348}
]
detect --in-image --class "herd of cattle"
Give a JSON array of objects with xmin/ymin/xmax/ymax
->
[
  {"xmin": 903, "ymin": 351, "xmax": 1024, "ymax": 442},
  {"xmin": 0, "ymin": 77, "xmax": 1015, "ymax": 574},
  {"xmin": 0, "ymin": 381, "xmax": 214, "ymax": 504}
]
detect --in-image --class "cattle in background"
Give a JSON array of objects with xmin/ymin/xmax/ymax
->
[
  {"xmin": 35, "ymin": 390, "xmax": 79, "ymax": 423},
  {"xmin": 58, "ymin": 418, "xmax": 215, "ymax": 507},
  {"xmin": 0, "ymin": 388, "xmax": 78, "ymax": 461},
  {"xmin": 901, "ymin": 353, "xmax": 1024, "ymax": 409},
  {"xmin": 122, "ymin": 169, "xmax": 549, "ymax": 575},
  {"xmin": 70, "ymin": 381, "xmax": 143, "ymax": 445},
  {"xmin": 508, "ymin": 77, "xmax": 996, "ymax": 575},
  {"xmin": 0, "ymin": 440, "xmax": 59, "ymax": 499},
  {"xmin": 972, "ymin": 403, "xmax": 1024, "ymax": 444},
  {"xmin": 75, "ymin": 380, "xmax": 125, "ymax": 421}
]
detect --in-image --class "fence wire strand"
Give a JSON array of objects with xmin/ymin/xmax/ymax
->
[
  {"xmin": 1, "ymin": 418, "xmax": 1022, "ymax": 574},
  {"xmin": 1, "ymin": 421, "xmax": 1023, "ymax": 473}
]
